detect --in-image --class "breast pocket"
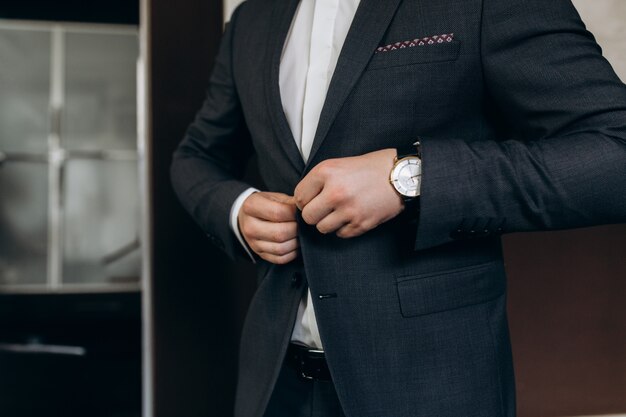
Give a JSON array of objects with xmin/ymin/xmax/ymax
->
[
  {"xmin": 367, "ymin": 40, "xmax": 461, "ymax": 71},
  {"xmin": 395, "ymin": 261, "xmax": 506, "ymax": 318}
]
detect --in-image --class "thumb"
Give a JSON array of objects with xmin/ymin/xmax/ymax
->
[
  {"xmin": 266, "ymin": 192, "xmax": 296, "ymax": 206},
  {"xmin": 280, "ymin": 195, "xmax": 297, "ymax": 206}
]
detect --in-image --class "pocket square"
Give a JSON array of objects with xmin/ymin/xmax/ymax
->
[{"xmin": 376, "ymin": 33, "xmax": 455, "ymax": 53}]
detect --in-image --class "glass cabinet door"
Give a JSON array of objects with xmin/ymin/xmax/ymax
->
[
  {"xmin": 62, "ymin": 28, "xmax": 140, "ymax": 288},
  {"xmin": 63, "ymin": 159, "xmax": 140, "ymax": 286},
  {"xmin": 0, "ymin": 25, "xmax": 51, "ymax": 286},
  {"xmin": 0, "ymin": 163, "xmax": 49, "ymax": 285},
  {"xmin": 64, "ymin": 31, "xmax": 138, "ymax": 151},
  {"xmin": 0, "ymin": 27, "xmax": 50, "ymax": 153},
  {"xmin": 0, "ymin": 21, "xmax": 141, "ymax": 292}
]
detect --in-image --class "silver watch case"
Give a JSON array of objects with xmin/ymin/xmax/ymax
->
[{"xmin": 390, "ymin": 156, "xmax": 422, "ymax": 198}]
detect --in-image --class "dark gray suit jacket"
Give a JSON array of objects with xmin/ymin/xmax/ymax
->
[{"xmin": 170, "ymin": 0, "xmax": 626, "ymax": 415}]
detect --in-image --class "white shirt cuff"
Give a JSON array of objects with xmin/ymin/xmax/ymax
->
[{"xmin": 229, "ymin": 187, "xmax": 260, "ymax": 262}]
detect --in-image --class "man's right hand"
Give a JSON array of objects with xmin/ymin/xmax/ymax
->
[{"xmin": 238, "ymin": 192, "xmax": 299, "ymax": 264}]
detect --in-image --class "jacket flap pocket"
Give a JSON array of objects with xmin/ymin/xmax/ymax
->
[
  {"xmin": 367, "ymin": 40, "xmax": 461, "ymax": 70},
  {"xmin": 396, "ymin": 261, "xmax": 505, "ymax": 318}
]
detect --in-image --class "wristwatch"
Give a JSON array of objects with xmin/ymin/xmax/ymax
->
[{"xmin": 389, "ymin": 141, "xmax": 422, "ymax": 213}]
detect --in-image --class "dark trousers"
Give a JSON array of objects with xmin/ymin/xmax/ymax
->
[{"xmin": 263, "ymin": 356, "xmax": 346, "ymax": 417}]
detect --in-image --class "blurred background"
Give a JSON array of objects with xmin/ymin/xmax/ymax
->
[
  {"xmin": 0, "ymin": 0, "xmax": 624, "ymax": 416},
  {"xmin": 0, "ymin": 1, "xmax": 141, "ymax": 417}
]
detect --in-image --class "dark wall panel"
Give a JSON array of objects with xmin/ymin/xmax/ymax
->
[
  {"xmin": 505, "ymin": 225, "xmax": 626, "ymax": 417},
  {"xmin": 148, "ymin": 1, "xmax": 256, "ymax": 416}
]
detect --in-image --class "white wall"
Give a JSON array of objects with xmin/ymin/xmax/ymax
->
[
  {"xmin": 222, "ymin": 0, "xmax": 626, "ymax": 81},
  {"xmin": 223, "ymin": 0, "xmax": 245, "ymax": 23},
  {"xmin": 572, "ymin": 0, "xmax": 626, "ymax": 81}
]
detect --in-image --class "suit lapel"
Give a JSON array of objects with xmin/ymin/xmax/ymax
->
[
  {"xmin": 264, "ymin": 0, "xmax": 306, "ymax": 175},
  {"xmin": 305, "ymin": 0, "xmax": 403, "ymax": 170}
]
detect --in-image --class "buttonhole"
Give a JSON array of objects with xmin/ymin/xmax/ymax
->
[{"xmin": 318, "ymin": 293, "xmax": 337, "ymax": 300}]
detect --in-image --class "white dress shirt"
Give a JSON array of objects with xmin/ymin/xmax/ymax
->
[{"xmin": 229, "ymin": 0, "xmax": 362, "ymax": 349}]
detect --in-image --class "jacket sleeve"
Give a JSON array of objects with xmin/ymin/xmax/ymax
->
[
  {"xmin": 414, "ymin": 0, "xmax": 626, "ymax": 251},
  {"xmin": 170, "ymin": 4, "xmax": 255, "ymax": 260}
]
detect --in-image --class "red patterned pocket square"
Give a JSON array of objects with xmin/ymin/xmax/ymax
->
[{"xmin": 376, "ymin": 33, "xmax": 455, "ymax": 53}]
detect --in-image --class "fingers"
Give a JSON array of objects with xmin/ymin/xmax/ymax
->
[
  {"xmin": 251, "ymin": 237, "xmax": 299, "ymax": 265},
  {"xmin": 239, "ymin": 216, "xmax": 300, "ymax": 265},
  {"xmin": 252, "ymin": 238, "xmax": 299, "ymax": 257},
  {"xmin": 238, "ymin": 191, "xmax": 301, "ymax": 265},
  {"xmin": 294, "ymin": 164, "xmax": 327, "ymax": 210},
  {"xmin": 240, "ymin": 217, "xmax": 298, "ymax": 243},
  {"xmin": 293, "ymin": 150, "xmax": 404, "ymax": 239},
  {"xmin": 336, "ymin": 222, "xmax": 369, "ymax": 239},
  {"xmin": 258, "ymin": 250, "xmax": 299, "ymax": 265},
  {"xmin": 314, "ymin": 210, "xmax": 349, "ymax": 234},
  {"xmin": 242, "ymin": 192, "xmax": 297, "ymax": 222},
  {"xmin": 301, "ymin": 190, "xmax": 335, "ymax": 225},
  {"xmin": 265, "ymin": 192, "xmax": 297, "ymax": 206}
]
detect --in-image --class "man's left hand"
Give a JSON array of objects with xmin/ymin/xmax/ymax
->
[{"xmin": 294, "ymin": 148, "xmax": 404, "ymax": 238}]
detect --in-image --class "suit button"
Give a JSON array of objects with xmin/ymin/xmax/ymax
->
[{"xmin": 291, "ymin": 272, "xmax": 303, "ymax": 287}]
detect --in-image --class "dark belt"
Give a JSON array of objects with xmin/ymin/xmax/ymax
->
[{"xmin": 286, "ymin": 343, "xmax": 332, "ymax": 382}]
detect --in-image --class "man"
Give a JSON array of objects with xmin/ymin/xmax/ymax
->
[{"xmin": 170, "ymin": 0, "xmax": 626, "ymax": 415}]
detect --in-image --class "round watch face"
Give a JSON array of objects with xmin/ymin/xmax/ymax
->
[{"xmin": 391, "ymin": 157, "xmax": 421, "ymax": 197}]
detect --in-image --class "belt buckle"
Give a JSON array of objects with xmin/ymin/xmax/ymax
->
[{"xmin": 295, "ymin": 347, "xmax": 327, "ymax": 381}]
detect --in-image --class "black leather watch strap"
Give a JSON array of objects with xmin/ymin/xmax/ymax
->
[
  {"xmin": 396, "ymin": 140, "xmax": 421, "ymax": 160},
  {"xmin": 403, "ymin": 193, "xmax": 420, "ymax": 221}
]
